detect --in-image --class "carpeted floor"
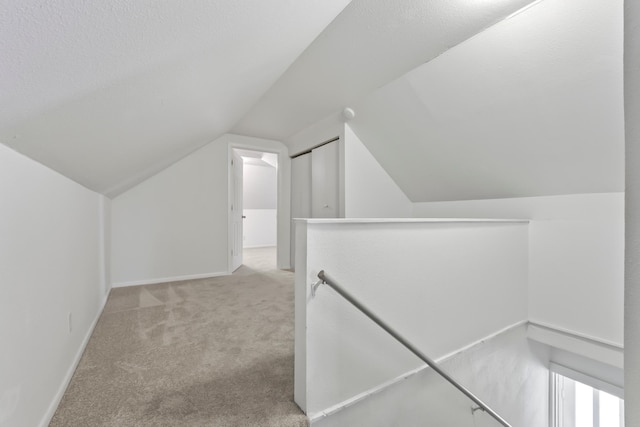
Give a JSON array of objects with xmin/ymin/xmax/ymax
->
[{"xmin": 50, "ymin": 247, "xmax": 308, "ymax": 427}]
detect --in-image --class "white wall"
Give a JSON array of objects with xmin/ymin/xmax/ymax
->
[
  {"xmin": 99, "ymin": 196, "xmax": 112, "ymax": 297},
  {"xmin": 243, "ymin": 162, "xmax": 277, "ymax": 248},
  {"xmin": 0, "ymin": 144, "xmax": 106, "ymax": 427},
  {"xmin": 295, "ymin": 219, "xmax": 528, "ymax": 415},
  {"xmin": 313, "ymin": 325, "xmax": 550, "ymax": 427},
  {"xmin": 343, "ymin": 125, "xmax": 412, "ymax": 218},
  {"xmin": 414, "ymin": 193, "xmax": 624, "ymax": 357},
  {"xmin": 349, "ymin": 0, "xmax": 623, "ymax": 203},
  {"xmin": 243, "ymin": 209, "xmax": 277, "ymax": 248},
  {"xmin": 111, "ymin": 137, "xmax": 229, "ymax": 286},
  {"xmin": 111, "ymin": 134, "xmax": 291, "ymax": 286},
  {"xmin": 625, "ymin": 0, "xmax": 640, "ymax": 423},
  {"xmin": 243, "ymin": 163, "xmax": 277, "ymax": 209}
]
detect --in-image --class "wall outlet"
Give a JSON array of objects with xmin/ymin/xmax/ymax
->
[{"xmin": 68, "ymin": 312, "xmax": 72, "ymax": 333}]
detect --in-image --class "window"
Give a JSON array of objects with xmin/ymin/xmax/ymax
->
[{"xmin": 552, "ymin": 364, "xmax": 624, "ymax": 427}]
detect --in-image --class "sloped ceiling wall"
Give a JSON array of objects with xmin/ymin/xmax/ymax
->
[
  {"xmin": 0, "ymin": 0, "xmax": 351, "ymax": 196},
  {"xmin": 233, "ymin": 0, "xmax": 536, "ymax": 141},
  {"xmin": 0, "ymin": 0, "xmax": 537, "ymax": 198},
  {"xmin": 2, "ymin": 0, "xmax": 620, "ymax": 202},
  {"xmin": 348, "ymin": 0, "xmax": 624, "ymax": 202}
]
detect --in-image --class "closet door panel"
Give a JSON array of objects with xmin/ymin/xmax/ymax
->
[
  {"xmin": 291, "ymin": 153, "xmax": 312, "ymax": 267},
  {"xmin": 292, "ymin": 153, "xmax": 312, "ymax": 219},
  {"xmin": 311, "ymin": 141, "xmax": 339, "ymax": 218}
]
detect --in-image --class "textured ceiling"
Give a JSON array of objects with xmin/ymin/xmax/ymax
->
[
  {"xmin": 0, "ymin": 0, "xmax": 351, "ymax": 196},
  {"xmin": 2, "ymin": 0, "xmax": 612, "ymax": 202},
  {"xmin": 348, "ymin": 0, "xmax": 624, "ymax": 202},
  {"xmin": 232, "ymin": 0, "xmax": 536, "ymax": 141}
]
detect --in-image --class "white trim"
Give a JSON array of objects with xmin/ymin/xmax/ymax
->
[
  {"xmin": 112, "ymin": 271, "xmax": 229, "ymax": 288},
  {"xmin": 550, "ymin": 363, "xmax": 624, "ymax": 399},
  {"xmin": 296, "ymin": 218, "xmax": 530, "ymax": 224},
  {"xmin": 528, "ymin": 320, "xmax": 624, "ymax": 349},
  {"xmin": 527, "ymin": 321, "xmax": 624, "ymax": 368},
  {"xmin": 308, "ymin": 320, "xmax": 527, "ymax": 423},
  {"xmin": 243, "ymin": 244, "xmax": 278, "ymax": 249},
  {"xmin": 226, "ymin": 134, "xmax": 292, "ymax": 271},
  {"xmin": 308, "ymin": 320, "xmax": 624, "ymax": 423},
  {"xmin": 550, "ymin": 368, "xmax": 560, "ymax": 427},
  {"xmin": 227, "ymin": 142, "xmax": 235, "ymax": 274},
  {"xmin": 436, "ymin": 319, "xmax": 528, "ymax": 362},
  {"xmin": 309, "ymin": 365, "xmax": 427, "ymax": 423},
  {"xmin": 39, "ymin": 294, "xmax": 110, "ymax": 427},
  {"xmin": 229, "ymin": 147, "xmax": 243, "ymax": 273}
]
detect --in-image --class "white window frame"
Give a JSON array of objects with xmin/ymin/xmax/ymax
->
[{"xmin": 551, "ymin": 363, "xmax": 624, "ymax": 427}]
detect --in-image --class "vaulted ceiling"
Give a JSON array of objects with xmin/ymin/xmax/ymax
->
[
  {"xmin": 0, "ymin": 0, "xmax": 351, "ymax": 196},
  {"xmin": 348, "ymin": 0, "xmax": 624, "ymax": 202},
  {"xmin": 233, "ymin": 0, "xmax": 536, "ymax": 141},
  {"xmin": 0, "ymin": 0, "xmax": 538, "ymax": 197}
]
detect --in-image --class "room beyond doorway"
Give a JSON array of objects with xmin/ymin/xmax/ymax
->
[
  {"xmin": 242, "ymin": 246, "xmax": 278, "ymax": 272},
  {"xmin": 231, "ymin": 148, "xmax": 278, "ymax": 271}
]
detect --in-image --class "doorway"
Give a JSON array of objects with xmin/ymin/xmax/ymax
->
[{"xmin": 231, "ymin": 148, "xmax": 279, "ymax": 271}]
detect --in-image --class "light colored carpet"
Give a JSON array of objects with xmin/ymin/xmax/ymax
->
[{"xmin": 50, "ymin": 247, "xmax": 307, "ymax": 427}]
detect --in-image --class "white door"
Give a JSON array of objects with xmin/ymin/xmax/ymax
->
[
  {"xmin": 231, "ymin": 151, "xmax": 243, "ymax": 272},
  {"xmin": 290, "ymin": 152, "xmax": 312, "ymax": 267},
  {"xmin": 311, "ymin": 140, "xmax": 339, "ymax": 218}
]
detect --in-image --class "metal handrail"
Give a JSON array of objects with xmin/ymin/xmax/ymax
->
[{"xmin": 313, "ymin": 270, "xmax": 512, "ymax": 427}]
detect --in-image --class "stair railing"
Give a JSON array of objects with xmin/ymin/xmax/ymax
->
[{"xmin": 312, "ymin": 270, "xmax": 512, "ymax": 427}]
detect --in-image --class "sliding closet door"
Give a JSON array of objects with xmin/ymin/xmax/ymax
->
[
  {"xmin": 290, "ymin": 152, "xmax": 312, "ymax": 267},
  {"xmin": 311, "ymin": 140, "xmax": 339, "ymax": 218}
]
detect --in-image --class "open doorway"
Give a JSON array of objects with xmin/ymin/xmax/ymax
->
[{"xmin": 231, "ymin": 148, "xmax": 278, "ymax": 271}]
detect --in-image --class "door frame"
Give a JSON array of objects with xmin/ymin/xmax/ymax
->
[
  {"xmin": 230, "ymin": 150, "xmax": 244, "ymax": 272},
  {"xmin": 226, "ymin": 134, "xmax": 291, "ymax": 273}
]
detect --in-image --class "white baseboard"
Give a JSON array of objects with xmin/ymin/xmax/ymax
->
[
  {"xmin": 112, "ymin": 271, "xmax": 229, "ymax": 288},
  {"xmin": 39, "ymin": 294, "xmax": 109, "ymax": 427},
  {"xmin": 309, "ymin": 365, "xmax": 427, "ymax": 423},
  {"xmin": 436, "ymin": 319, "xmax": 528, "ymax": 362},
  {"xmin": 243, "ymin": 244, "xmax": 277, "ymax": 249}
]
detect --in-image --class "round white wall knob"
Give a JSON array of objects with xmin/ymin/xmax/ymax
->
[{"xmin": 342, "ymin": 107, "xmax": 356, "ymax": 122}]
